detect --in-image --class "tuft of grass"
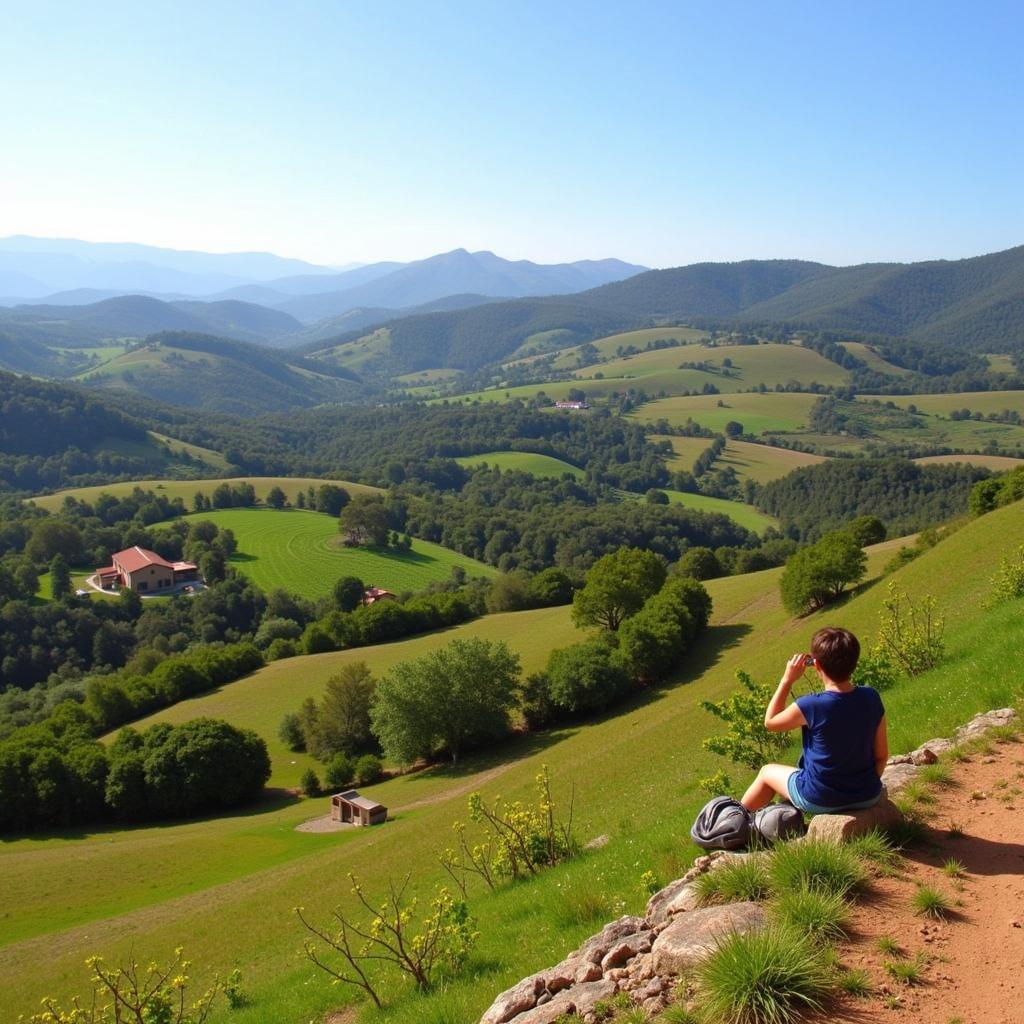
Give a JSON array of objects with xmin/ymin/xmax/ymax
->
[
  {"xmin": 553, "ymin": 884, "xmax": 615, "ymax": 928},
  {"xmin": 942, "ymin": 858, "xmax": 966, "ymax": 878},
  {"xmin": 695, "ymin": 926, "xmax": 834, "ymax": 1024},
  {"xmin": 946, "ymin": 822, "xmax": 965, "ymax": 839},
  {"xmin": 694, "ymin": 857, "xmax": 774, "ymax": 905},
  {"xmin": 657, "ymin": 1007, "xmax": 700, "ymax": 1024},
  {"xmin": 771, "ymin": 886, "xmax": 850, "ymax": 944},
  {"xmin": 887, "ymin": 814, "xmax": 931, "ymax": 849},
  {"xmin": 618, "ymin": 1009, "xmax": 649, "ymax": 1024},
  {"xmin": 769, "ymin": 839, "xmax": 866, "ymax": 898},
  {"xmin": 912, "ymin": 885, "xmax": 954, "ymax": 919},
  {"xmin": 875, "ymin": 935, "xmax": 901, "ymax": 956},
  {"xmin": 948, "ymin": 747, "xmax": 971, "ymax": 763},
  {"xmin": 919, "ymin": 762, "xmax": 954, "ymax": 788},
  {"xmin": 837, "ymin": 968, "xmax": 873, "ymax": 998},
  {"xmin": 848, "ymin": 829, "xmax": 902, "ymax": 874},
  {"xmin": 884, "ymin": 951, "xmax": 927, "ymax": 985}
]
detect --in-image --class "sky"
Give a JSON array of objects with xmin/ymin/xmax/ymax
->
[{"xmin": 2, "ymin": 1, "xmax": 1023, "ymax": 269}]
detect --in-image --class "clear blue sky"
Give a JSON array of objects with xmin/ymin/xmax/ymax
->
[{"xmin": 2, "ymin": 1, "xmax": 1022, "ymax": 268}]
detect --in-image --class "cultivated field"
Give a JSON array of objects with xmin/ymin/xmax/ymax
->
[
  {"xmin": 654, "ymin": 435, "xmax": 828, "ymax": 484},
  {"xmin": 5, "ymin": 510, "xmax": 1023, "ymax": 1024},
  {"xmin": 28, "ymin": 477, "xmax": 382, "ymax": 512},
  {"xmin": 158, "ymin": 507, "xmax": 497, "ymax": 600},
  {"xmin": 630, "ymin": 392, "xmax": 821, "ymax": 434},
  {"xmin": 454, "ymin": 451, "xmax": 584, "ymax": 478}
]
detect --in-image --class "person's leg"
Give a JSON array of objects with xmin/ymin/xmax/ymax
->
[{"xmin": 741, "ymin": 764, "xmax": 797, "ymax": 811}]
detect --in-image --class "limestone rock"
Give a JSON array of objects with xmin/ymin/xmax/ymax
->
[
  {"xmin": 479, "ymin": 973, "xmax": 545, "ymax": 1024},
  {"xmin": 881, "ymin": 762, "xmax": 921, "ymax": 796},
  {"xmin": 651, "ymin": 902, "xmax": 766, "ymax": 975},
  {"xmin": 805, "ymin": 795, "xmax": 904, "ymax": 843}
]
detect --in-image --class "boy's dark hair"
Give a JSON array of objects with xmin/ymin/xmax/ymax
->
[{"xmin": 811, "ymin": 626, "xmax": 860, "ymax": 682}]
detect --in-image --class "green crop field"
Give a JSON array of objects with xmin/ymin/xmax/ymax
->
[
  {"xmin": 5, "ymin": 509, "xmax": 1024, "ymax": 1024},
  {"xmin": 859, "ymin": 390, "xmax": 1024, "ymax": 416},
  {"xmin": 454, "ymin": 451, "xmax": 584, "ymax": 478},
  {"xmin": 154, "ymin": 508, "xmax": 497, "ymax": 600},
  {"xmin": 630, "ymin": 392, "xmax": 820, "ymax": 434},
  {"xmin": 28, "ymin": 476, "xmax": 382, "ymax": 512}
]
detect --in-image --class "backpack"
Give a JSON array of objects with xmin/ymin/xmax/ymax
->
[
  {"xmin": 690, "ymin": 796, "xmax": 752, "ymax": 850},
  {"xmin": 751, "ymin": 802, "xmax": 806, "ymax": 845}
]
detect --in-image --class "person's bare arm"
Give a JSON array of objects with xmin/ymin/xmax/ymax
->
[
  {"xmin": 874, "ymin": 715, "xmax": 889, "ymax": 777},
  {"xmin": 764, "ymin": 654, "xmax": 810, "ymax": 732}
]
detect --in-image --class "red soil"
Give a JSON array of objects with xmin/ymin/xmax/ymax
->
[{"xmin": 838, "ymin": 740, "xmax": 1024, "ymax": 1024}]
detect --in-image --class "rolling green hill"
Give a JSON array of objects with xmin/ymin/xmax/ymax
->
[
  {"xmin": 156, "ymin": 507, "xmax": 497, "ymax": 599},
  {"xmin": 630, "ymin": 392, "xmax": 821, "ymax": 434},
  {"xmin": 75, "ymin": 331, "xmax": 366, "ymax": 414},
  {"xmin": 656, "ymin": 435, "xmax": 829, "ymax": 484},
  {"xmin": 453, "ymin": 451, "xmax": 585, "ymax": 479},
  {"xmin": 5, "ymin": 505, "xmax": 1022, "ymax": 1024}
]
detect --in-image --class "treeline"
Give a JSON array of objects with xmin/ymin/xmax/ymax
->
[
  {"xmin": 970, "ymin": 465, "xmax": 1024, "ymax": 515},
  {"xmin": 756, "ymin": 457, "xmax": 990, "ymax": 540},
  {"xmin": 0, "ymin": 711, "xmax": 270, "ymax": 832}
]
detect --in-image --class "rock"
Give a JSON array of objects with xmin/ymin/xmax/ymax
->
[
  {"xmin": 651, "ymin": 902, "xmax": 767, "ymax": 975},
  {"xmin": 646, "ymin": 877, "xmax": 694, "ymax": 927},
  {"xmin": 910, "ymin": 747, "xmax": 939, "ymax": 765},
  {"xmin": 881, "ymin": 762, "xmax": 921, "ymax": 796},
  {"xmin": 578, "ymin": 915, "xmax": 646, "ymax": 965},
  {"xmin": 574, "ymin": 963, "xmax": 603, "ymax": 984},
  {"xmin": 911, "ymin": 737, "xmax": 954, "ymax": 761},
  {"xmin": 955, "ymin": 708, "xmax": 1017, "ymax": 744},
  {"xmin": 511, "ymin": 996, "xmax": 575, "ymax": 1024},
  {"xmin": 479, "ymin": 973, "xmax": 546, "ymax": 1024},
  {"xmin": 570, "ymin": 979, "xmax": 619, "ymax": 1018},
  {"xmin": 664, "ymin": 883, "xmax": 704, "ymax": 918},
  {"xmin": 584, "ymin": 833, "xmax": 610, "ymax": 850},
  {"xmin": 600, "ymin": 931, "xmax": 652, "ymax": 971},
  {"xmin": 805, "ymin": 795, "xmax": 904, "ymax": 843}
]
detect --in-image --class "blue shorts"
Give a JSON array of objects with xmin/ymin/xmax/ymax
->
[{"xmin": 786, "ymin": 771, "xmax": 881, "ymax": 815}]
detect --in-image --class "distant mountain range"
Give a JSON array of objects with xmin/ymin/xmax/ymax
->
[{"xmin": 0, "ymin": 237, "xmax": 648, "ymax": 323}]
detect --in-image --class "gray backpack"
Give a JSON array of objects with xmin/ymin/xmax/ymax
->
[
  {"xmin": 752, "ymin": 803, "xmax": 806, "ymax": 844},
  {"xmin": 690, "ymin": 796, "xmax": 752, "ymax": 850}
]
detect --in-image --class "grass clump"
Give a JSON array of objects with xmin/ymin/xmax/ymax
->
[
  {"xmin": 942, "ymin": 858, "xmax": 966, "ymax": 878},
  {"xmin": 875, "ymin": 935, "xmax": 901, "ymax": 956},
  {"xmin": 884, "ymin": 951, "xmax": 928, "ymax": 985},
  {"xmin": 912, "ymin": 885, "xmax": 954, "ymax": 919},
  {"xmin": 694, "ymin": 857, "xmax": 774, "ymax": 905},
  {"xmin": 836, "ymin": 968, "xmax": 873, "ymax": 998},
  {"xmin": 695, "ymin": 926, "xmax": 833, "ymax": 1024},
  {"xmin": 918, "ymin": 762, "xmax": 954, "ymax": 787},
  {"xmin": 771, "ymin": 886, "xmax": 850, "ymax": 944},
  {"xmin": 657, "ymin": 1007, "xmax": 700, "ymax": 1024},
  {"xmin": 769, "ymin": 839, "xmax": 866, "ymax": 898},
  {"xmin": 848, "ymin": 829, "xmax": 902, "ymax": 874}
]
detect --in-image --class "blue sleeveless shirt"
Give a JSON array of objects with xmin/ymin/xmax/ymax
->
[{"xmin": 793, "ymin": 686, "xmax": 884, "ymax": 808}]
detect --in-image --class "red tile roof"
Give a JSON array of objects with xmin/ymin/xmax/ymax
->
[{"xmin": 112, "ymin": 546, "xmax": 177, "ymax": 573}]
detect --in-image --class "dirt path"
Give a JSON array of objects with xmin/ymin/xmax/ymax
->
[{"xmin": 839, "ymin": 739, "xmax": 1024, "ymax": 1023}]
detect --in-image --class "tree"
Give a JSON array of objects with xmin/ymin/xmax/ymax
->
[
  {"xmin": 674, "ymin": 546, "xmax": 723, "ymax": 581},
  {"xmin": 266, "ymin": 485, "xmax": 287, "ymax": 509},
  {"xmin": 485, "ymin": 572, "xmax": 533, "ymax": 613},
  {"xmin": 279, "ymin": 712, "xmax": 305, "ymax": 751},
  {"xmin": 325, "ymin": 753, "xmax": 355, "ymax": 790},
  {"xmin": 371, "ymin": 638, "xmax": 520, "ymax": 764},
  {"xmin": 545, "ymin": 637, "xmax": 631, "ymax": 714},
  {"xmin": 316, "ymin": 484, "xmax": 352, "ymax": 517},
  {"xmin": 49, "ymin": 553, "xmax": 72, "ymax": 600},
  {"xmin": 779, "ymin": 532, "xmax": 867, "ymax": 614},
  {"xmin": 314, "ymin": 662, "xmax": 376, "ymax": 758},
  {"xmin": 724, "ymin": 420, "xmax": 744, "ymax": 437},
  {"xmin": 846, "ymin": 515, "xmax": 886, "ymax": 547},
  {"xmin": 25, "ymin": 519, "xmax": 84, "ymax": 565},
  {"xmin": 339, "ymin": 495, "xmax": 390, "ymax": 547},
  {"xmin": 528, "ymin": 567, "xmax": 574, "ymax": 606},
  {"xmin": 571, "ymin": 548, "xmax": 666, "ymax": 631},
  {"xmin": 645, "ymin": 488, "xmax": 669, "ymax": 505},
  {"xmin": 333, "ymin": 575, "xmax": 365, "ymax": 613},
  {"xmin": 301, "ymin": 768, "xmax": 321, "ymax": 797}
]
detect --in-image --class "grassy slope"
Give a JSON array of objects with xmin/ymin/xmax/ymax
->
[
  {"xmin": 864, "ymin": 390, "xmax": 1024, "ymax": 415},
  {"xmin": 839, "ymin": 341, "xmax": 914, "ymax": 377},
  {"xmin": 146, "ymin": 432, "xmax": 234, "ymax": 473},
  {"xmin": 159, "ymin": 508, "xmax": 497, "ymax": 601},
  {"xmin": 453, "ymin": 451, "xmax": 585, "ymax": 479},
  {"xmin": 913, "ymin": 453, "xmax": 1024, "ymax": 470},
  {"xmin": 657, "ymin": 489, "xmax": 777, "ymax": 533},
  {"xmin": 4, "ymin": 508, "xmax": 1024, "ymax": 1023},
  {"xmin": 28, "ymin": 477, "xmax": 382, "ymax": 512},
  {"xmin": 629, "ymin": 393, "xmax": 820, "ymax": 434},
  {"xmin": 547, "ymin": 327, "xmax": 709, "ymax": 370},
  {"xmin": 655, "ymin": 435, "xmax": 828, "ymax": 484}
]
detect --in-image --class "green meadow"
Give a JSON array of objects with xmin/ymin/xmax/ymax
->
[
  {"xmin": 913, "ymin": 453, "xmax": 1024, "ymax": 470},
  {"xmin": 655, "ymin": 435, "xmax": 828, "ymax": 484},
  {"xmin": 28, "ymin": 476, "xmax": 382, "ymax": 512},
  {"xmin": 158, "ymin": 507, "xmax": 497, "ymax": 600},
  {"xmin": 453, "ymin": 450, "xmax": 585, "ymax": 478},
  {"xmin": 547, "ymin": 327, "xmax": 709, "ymax": 369},
  {"xmin": 838, "ymin": 341, "xmax": 914, "ymax": 377},
  {"xmin": 630, "ymin": 392, "xmax": 821, "ymax": 434},
  {"xmin": 860, "ymin": 389, "xmax": 1024, "ymax": 416},
  {"xmin": 4, "ymin": 505, "xmax": 1023, "ymax": 1024},
  {"xmin": 652, "ymin": 489, "xmax": 777, "ymax": 533}
]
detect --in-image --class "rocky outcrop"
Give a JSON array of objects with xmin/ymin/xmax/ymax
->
[{"xmin": 476, "ymin": 706, "xmax": 1018, "ymax": 1024}]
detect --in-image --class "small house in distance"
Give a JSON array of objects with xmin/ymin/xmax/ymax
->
[
  {"xmin": 95, "ymin": 546, "xmax": 201, "ymax": 594},
  {"xmin": 555, "ymin": 399, "xmax": 588, "ymax": 410},
  {"xmin": 362, "ymin": 586, "xmax": 396, "ymax": 605},
  {"xmin": 330, "ymin": 789, "xmax": 387, "ymax": 827}
]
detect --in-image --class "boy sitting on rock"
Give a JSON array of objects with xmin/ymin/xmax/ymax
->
[{"xmin": 740, "ymin": 626, "xmax": 889, "ymax": 814}]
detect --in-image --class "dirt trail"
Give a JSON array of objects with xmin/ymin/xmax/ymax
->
[{"xmin": 840, "ymin": 740, "xmax": 1024, "ymax": 1024}]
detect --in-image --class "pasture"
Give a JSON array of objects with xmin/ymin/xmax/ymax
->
[
  {"xmin": 4, "ymin": 512, "xmax": 1019, "ymax": 1024},
  {"xmin": 913, "ymin": 453, "xmax": 1024, "ymax": 470},
  {"xmin": 159, "ymin": 507, "xmax": 497, "ymax": 600},
  {"xmin": 548, "ymin": 326, "xmax": 709, "ymax": 369},
  {"xmin": 629, "ymin": 392, "xmax": 820, "ymax": 434},
  {"xmin": 4, "ymin": 508, "xmax": 1023, "ymax": 1024},
  {"xmin": 658, "ymin": 488, "xmax": 777, "ymax": 533},
  {"xmin": 654, "ymin": 435, "xmax": 828, "ymax": 484},
  {"xmin": 838, "ymin": 341, "xmax": 913, "ymax": 376},
  {"xmin": 28, "ymin": 476, "xmax": 382, "ymax": 512},
  {"xmin": 453, "ymin": 450, "xmax": 584, "ymax": 478},
  {"xmin": 859, "ymin": 390, "xmax": 1024, "ymax": 416}
]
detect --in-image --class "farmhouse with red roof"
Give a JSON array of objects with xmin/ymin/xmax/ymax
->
[{"xmin": 95, "ymin": 546, "xmax": 201, "ymax": 594}]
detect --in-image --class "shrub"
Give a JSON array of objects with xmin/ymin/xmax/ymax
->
[
  {"xmin": 701, "ymin": 670, "xmax": 789, "ymax": 770},
  {"xmin": 772, "ymin": 886, "xmax": 850, "ymax": 944},
  {"xmin": 911, "ymin": 885, "xmax": 953, "ymax": 919},
  {"xmin": 279, "ymin": 712, "xmax": 305, "ymax": 751},
  {"xmin": 300, "ymin": 768, "xmax": 321, "ymax": 797},
  {"xmin": 266, "ymin": 637, "xmax": 297, "ymax": 661},
  {"xmin": 989, "ymin": 545, "xmax": 1024, "ymax": 604},
  {"xmin": 353, "ymin": 753, "xmax": 383, "ymax": 785},
  {"xmin": 696, "ymin": 925, "xmax": 833, "ymax": 1024},
  {"xmin": 873, "ymin": 582, "xmax": 945, "ymax": 675},
  {"xmin": 324, "ymin": 754, "xmax": 355, "ymax": 791},
  {"xmin": 544, "ymin": 636, "xmax": 631, "ymax": 715},
  {"xmin": 769, "ymin": 840, "xmax": 866, "ymax": 898}
]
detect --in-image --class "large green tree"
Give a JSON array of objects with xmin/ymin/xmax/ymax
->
[
  {"xmin": 311, "ymin": 662, "xmax": 376, "ymax": 759},
  {"xmin": 370, "ymin": 638, "xmax": 520, "ymax": 764},
  {"xmin": 571, "ymin": 547, "xmax": 666, "ymax": 631},
  {"xmin": 780, "ymin": 532, "xmax": 867, "ymax": 614}
]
